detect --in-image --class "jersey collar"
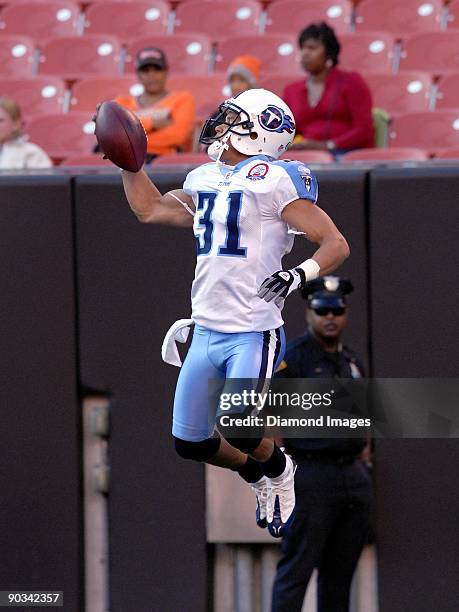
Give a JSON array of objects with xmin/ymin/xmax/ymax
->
[
  {"xmin": 216, "ymin": 161, "xmax": 236, "ymax": 176},
  {"xmin": 233, "ymin": 154, "xmax": 273, "ymax": 173}
]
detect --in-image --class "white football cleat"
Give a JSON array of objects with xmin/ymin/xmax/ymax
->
[
  {"xmin": 266, "ymin": 453, "xmax": 296, "ymax": 538},
  {"xmin": 250, "ymin": 475, "xmax": 269, "ymax": 528}
]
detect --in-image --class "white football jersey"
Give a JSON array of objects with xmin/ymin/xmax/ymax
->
[{"xmin": 183, "ymin": 155, "xmax": 318, "ymax": 333}]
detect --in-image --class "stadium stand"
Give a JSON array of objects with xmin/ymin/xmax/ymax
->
[
  {"xmin": 0, "ymin": 1, "xmax": 80, "ymax": 41},
  {"xmin": 399, "ymin": 31, "xmax": 459, "ymax": 74},
  {"xmin": 1, "ymin": 0, "xmax": 458, "ymax": 160},
  {"xmin": 339, "ymin": 32, "xmax": 394, "ymax": 73},
  {"xmin": 153, "ymin": 152, "xmax": 210, "ymax": 165},
  {"xmin": 433, "ymin": 146, "xmax": 459, "ymax": 158},
  {"xmin": 166, "ymin": 73, "xmax": 228, "ymax": 121},
  {"xmin": 342, "ymin": 147, "xmax": 428, "ymax": 161},
  {"xmin": 280, "ymin": 150, "xmax": 334, "ymax": 163},
  {"xmin": 215, "ymin": 34, "xmax": 300, "ymax": 74},
  {"xmin": 153, "ymin": 151, "xmax": 332, "ymax": 166},
  {"xmin": 0, "ymin": 76, "xmax": 66, "ymax": 116},
  {"xmin": 69, "ymin": 76, "xmax": 140, "ymax": 112},
  {"xmin": 364, "ymin": 72, "xmax": 432, "ymax": 115},
  {"xmin": 445, "ymin": 0, "xmax": 459, "ymax": 29},
  {"xmin": 265, "ymin": 0, "xmax": 352, "ymax": 35},
  {"xmin": 259, "ymin": 74, "xmax": 303, "ymax": 98},
  {"xmin": 0, "ymin": 35, "xmax": 35, "ymax": 77},
  {"xmin": 61, "ymin": 154, "xmax": 113, "ymax": 166},
  {"xmin": 38, "ymin": 35, "xmax": 121, "ymax": 81},
  {"xmin": 435, "ymin": 72, "xmax": 459, "ymax": 110},
  {"xmin": 355, "ymin": 0, "xmax": 443, "ymax": 37},
  {"xmin": 389, "ymin": 110, "xmax": 459, "ymax": 150},
  {"xmin": 173, "ymin": 0, "xmax": 262, "ymax": 41},
  {"xmin": 124, "ymin": 34, "xmax": 211, "ymax": 74},
  {"xmin": 83, "ymin": 1, "xmax": 170, "ymax": 39},
  {"xmin": 26, "ymin": 112, "xmax": 96, "ymax": 161}
]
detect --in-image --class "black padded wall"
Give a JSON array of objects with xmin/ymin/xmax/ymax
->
[
  {"xmin": 0, "ymin": 176, "xmax": 82, "ymax": 611},
  {"xmin": 370, "ymin": 168, "xmax": 459, "ymax": 612},
  {"xmin": 369, "ymin": 167, "xmax": 459, "ymax": 376}
]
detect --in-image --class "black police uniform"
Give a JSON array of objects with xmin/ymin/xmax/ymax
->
[{"xmin": 271, "ymin": 279, "xmax": 373, "ymax": 612}]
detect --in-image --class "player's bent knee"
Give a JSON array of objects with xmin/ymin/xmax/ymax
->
[
  {"xmin": 226, "ymin": 437, "xmax": 263, "ymax": 454},
  {"xmin": 174, "ymin": 436, "xmax": 221, "ymax": 462}
]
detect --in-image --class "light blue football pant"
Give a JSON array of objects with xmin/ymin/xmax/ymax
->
[{"xmin": 172, "ymin": 324, "xmax": 285, "ymax": 441}]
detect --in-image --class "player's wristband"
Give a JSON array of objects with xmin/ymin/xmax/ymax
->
[{"xmin": 296, "ymin": 259, "xmax": 320, "ymax": 286}]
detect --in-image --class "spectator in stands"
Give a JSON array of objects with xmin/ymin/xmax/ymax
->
[
  {"xmin": 116, "ymin": 47, "xmax": 196, "ymax": 162},
  {"xmin": 227, "ymin": 55, "xmax": 261, "ymax": 97},
  {"xmin": 284, "ymin": 22, "xmax": 374, "ymax": 157},
  {"xmin": 0, "ymin": 97, "xmax": 52, "ymax": 169}
]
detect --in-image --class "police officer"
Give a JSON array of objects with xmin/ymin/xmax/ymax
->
[{"xmin": 271, "ymin": 276, "xmax": 373, "ymax": 612}]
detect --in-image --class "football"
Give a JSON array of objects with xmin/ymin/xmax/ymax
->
[{"xmin": 94, "ymin": 101, "xmax": 147, "ymax": 172}]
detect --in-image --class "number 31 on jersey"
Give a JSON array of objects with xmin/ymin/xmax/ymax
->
[{"xmin": 194, "ymin": 191, "xmax": 247, "ymax": 258}]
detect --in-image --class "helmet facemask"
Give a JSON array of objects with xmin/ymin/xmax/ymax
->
[{"xmin": 200, "ymin": 101, "xmax": 256, "ymax": 146}]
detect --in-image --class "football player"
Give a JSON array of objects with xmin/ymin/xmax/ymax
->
[{"xmin": 118, "ymin": 89, "xmax": 349, "ymax": 537}]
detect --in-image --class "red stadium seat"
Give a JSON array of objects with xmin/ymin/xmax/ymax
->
[
  {"xmin": 265, "ymin": 0, "xmax": 352, "ymax": 34},
  {"xmin": 124, "ymin": 34, "xmax": 211, "ymax": 74},
  {"xmin": 399, "ymin": 31, "xmax": 459, "ymax": 75},
  {"xmin": 0, "ymin": 1, "xmax": 80, "ymax": 41},
  {"xmin": 61, "ymin": 154, "xmax": 113, "ymax": 166},
  {"xmin": 355, "ymin": 0, "xmax": 443, "ymax": 37},
  {"xmin": 75, "ymin": 0, "xmax": 136, "ymax": 2},
  {"xmin": 364, "ymin": 72, "xmax": 432, "ymax": 115},
  {"xmin": 174, "ymin": 1, "xmax": 262, "ymax": 42},
  {"xmin": 154, "ymin": 152, "xmax": 209, "ymax": 165},
  {"xmin": 433, "ymin": 146, "xmax": 459, "ymax": 158},
  {"xmin": 280, "ymin": 151, "xmax": 334, "ymax": 163},
  {"xmin": 84, "ymin": 1, "xmax": 169, "ymax": 39},
  {"xmin": 175, "ymin": 0, "xmax": 257, "ymax": 2},
  {"xmin": 389, "ymin": 111, "xmax": 459, "ymax": 149},
  {"xmin": 435, "ymin": 73, "xmax": 459, "ymax": 110},
  {"xmin": 167, "ymin": 74, "xmax": 228, "ymax": 121},
  {"xmin": 215, "ymin": 35, "xmax": 300, "ymax": 74},
  {"xmin": 0, "ymin": 35, "xmax": 35, "ymax": 76},
  {"xmin": 0, "ymin": 76, "xmax": 66, "ymax": 116},
  {"xmin": 26, "ymin": 112, "xmax": 96, "ymax": 160},
  {"xmin": 259, "ymin": 74, "xmax": 302, "ymax": 98},
  {"xmin": 339, "ymin": 32, "xmax": 394, "ymax": 73},
  {"xmin": 342, "ymin": 147, "xmax": 428, "ymax": 161},
  {"xmin": 445, "ymin": 0, "xmax": 459, "ymax": 29},
  {"xmin": 38, "ymin": 35, "xmax": 121, "ymax": 80},
  {"xmin": 70, "ymin": 76, "xmax": 139, "ymax": 112}
]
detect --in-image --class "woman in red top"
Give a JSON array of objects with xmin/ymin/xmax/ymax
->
[{"xmin": 284, "ymin": 22, "xmax": 374, "ymax": 156}]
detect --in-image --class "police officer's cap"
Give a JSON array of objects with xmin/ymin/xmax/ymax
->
[{"xmin": 301, "ymin": 276, "xmax": 354, "ymax": 309}]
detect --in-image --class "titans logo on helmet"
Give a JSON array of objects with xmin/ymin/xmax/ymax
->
[{"xmin": 258, "ymin": 105, "xmax": 295, "ymax": 134}]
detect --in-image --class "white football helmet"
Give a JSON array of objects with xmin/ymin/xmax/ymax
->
[{"xmin": 200, "ymin": 88, "xmax": 296, "ymax": 161}]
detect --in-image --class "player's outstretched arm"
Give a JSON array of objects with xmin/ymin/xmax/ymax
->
[
  {"xmin": 282, "ymin": 198, "xmax": 350, "ymax": 274},
  {"xmin": 93, "ymin": 101, "xmax": 194, "ymax": 227},
  {"xmin": 121, "ymin": 169, "xmax": 194, "ymax": 228},
  {"xmin": 258, "ymin": 199, "xmax": 349, "ymax": 306}
]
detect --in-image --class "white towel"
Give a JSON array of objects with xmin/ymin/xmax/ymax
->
[{"xmin": 161, "ymin": 318, "xmax": 194, "ymax": 367}]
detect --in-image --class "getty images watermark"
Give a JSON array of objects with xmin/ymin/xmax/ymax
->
[
  {"xmin": 218, "ymin": 388, "xmax": 371, "ymax": 430},
  {"xmin": 208, "ymin": 378, "xmax": 459, "ymax": 438}
]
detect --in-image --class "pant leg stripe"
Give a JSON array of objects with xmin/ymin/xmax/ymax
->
[
  {"xmin": 272, "ymin": 328, "xmax": 282, "ymax": 371},
  {"xmin": 244, "ymin": 330, "xmax": 280, "ymax": 417},
  {"xmin": 256, "ymin": 330, "xmax": 271, "ymax": 385}
]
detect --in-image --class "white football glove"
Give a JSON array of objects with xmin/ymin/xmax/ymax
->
[{"xmin": 257, "ymin": 268, "xmax": 306, "ymax": 307}]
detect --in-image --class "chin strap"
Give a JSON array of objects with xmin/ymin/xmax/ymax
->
[{"xmin": 207, "ymin": 133, "xmax": 231, "ymax": 164}]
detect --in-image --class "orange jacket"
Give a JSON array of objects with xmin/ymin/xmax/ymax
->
[{"xmin": 115, "ymin": 90, "xmax": 196, "ymax": 156}]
